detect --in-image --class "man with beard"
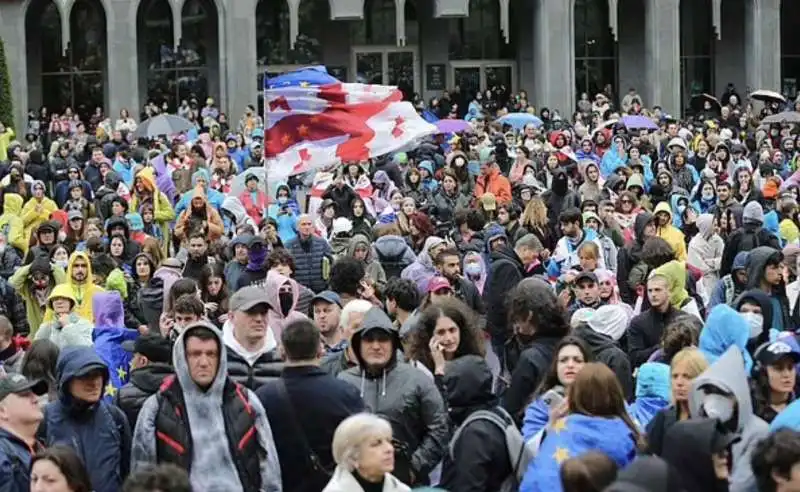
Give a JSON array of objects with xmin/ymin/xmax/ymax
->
[
  {"xmin": 63, "ymin": 251, "xmax": 105, "ymax": 322},
  {"xmin": 175, "ymin": 186, "xmax": 224, "ymax": 244},
  {"xmin": 182, "ymin": 232, "xmax": 213, "ymax": 282},
  {"xmin": 9, "ymin": 255, "xmax": 66, "ymax": 336},
  {"xmin": 433, "ymin": 247, "xmax": 483, "ymax": 315}
]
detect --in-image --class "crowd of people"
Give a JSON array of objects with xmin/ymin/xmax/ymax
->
[{"xmin": 2, "ymin": 81, "xmax": 800, "ymax": 492}]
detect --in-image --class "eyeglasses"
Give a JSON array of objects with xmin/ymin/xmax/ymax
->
[{"xmin": 620, "ymin": 199, "xmax": 632, "ymax": 204}]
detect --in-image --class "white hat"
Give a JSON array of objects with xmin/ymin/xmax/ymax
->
[{"xmin": 331, "ymin": 217, "xmax": 353, "ymax": 236}]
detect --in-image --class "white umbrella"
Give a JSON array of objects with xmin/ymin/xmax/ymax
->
[
  {"xmin": 591, "ymin": 118, "xmax": 618, "ymax": 137},
  {"xmin": 133, "ymin": 114, "xmax": 194, "ymax": 138},
  {"xmin": 750, "ymin": 89, "xmax": 787, "ymax": 104}
]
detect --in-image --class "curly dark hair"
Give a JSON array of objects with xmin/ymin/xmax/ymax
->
[
  {"xmin": 329, "ymin": 256, "xmax": 366, "ymax": 297},
  {"xmin": 267, "ymin": 247, "xmax": 295, "ymax": 273},
  {"xmin": 407, "ymin": 297, "xmax": 484, "ymax": 372},
  {"xmin": 752, "ymin": 429, "xmax": 800, "ymax": 492},
  {"xmin": 533, "ymin": 335, "xmax": 594, "ymax": 399},
  {"xmin": 506, "ymin": 278, "xmax": 570, "ymax": 338},
  {"xmin": 640, "ymin": 237, "xmax": 675, "ymax": 269},
  {"xmin": 660, "ymin": 314, "xmax": 701, "ymax": 363}
]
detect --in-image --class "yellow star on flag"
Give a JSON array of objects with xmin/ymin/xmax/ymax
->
[
  {"xmin": 117, "ymin": 366, "xmax": 127, "ymax": 380},
  {"xmin": 281, "ymin": 134, "xmax": 292, "ymax": 146},
  {"xmin": 553, "ymin": 447, "xmax": 570, "ymax": 464},
  {"xmin": 300, "ymin": 81, "xmax": 310, "ymax": 88},
  {"xmin": 104, "ymin": 383, "xmax": 117, "ymax": 397},
  {"xmin": 551, "ymin": 418, "xmax": 568, "ymax": 434},
  {"xmin": 298, "ymin": 124, "xmax": 309, "ymax": 136}
]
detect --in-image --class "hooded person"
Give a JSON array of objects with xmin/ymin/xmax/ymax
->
[
  {"xmin": 438, "ymin": 355, "xmax": 514, "ymax": 491},
  {"xmin": 709, "ymin": 251, "xmax": 750, "ymax": 310},
  {"xmin": 628, "ymin": 362, "xmax": 671, "ymax": 428},
  {"xmin": 604, "ymin": 456, "xmax": 684, "ymax": 492},
  {"xmin": 265, "ymin": 270, "xmax": 310, "ymax": 342},
  {"xmin": 690, "ymin": 346, "xmax": 769, "ymax": 492},
  {"xmin": 617, "ymin": 211, "xmax": 655, "ymax": 304},
  {"xmin": 21, "ymin": 180, "xmax": 58, "ymax": 242},
  {"xmin": 688, "ymin": 213, "xmax": 725, "ymax": 299},
  {"xmin": 0, "ymin": 193, "xmax": 28, "ymax": 255},
  {"xmin": 33, "ymin": 284, "xmax": 94, "ymax": 349},
  {"xmin": 337, "ymin": 307, "xmax": 449, "ymax": 486},
  {"xmin": 266, "ymin": 182, "xmax": 299, "ymax": 244},
  {"xmin": 720, "ymin": 201, "xmax": 782, "ymax": 276},
  {"xmin": 131, "ymin": 321, "xmax": 282, "ymax": 492},
  {"xmin": 743, "ymin": 246, "xmax": 791, "ymax": 332},
  {"xmin": 401, "ymin": 236, "xmax": 446, "ymax": 294},
  {"xmin": 653, "ymin": 201, "xmax": 688, "ymax": 262},
  {"xmin": 39, "ymin": 346, "xmax": 132, "ymax": 492},
  {"xmin": 733, "ymin": 289, "xmax": 775, "ymax": 355},
  {"xmin": 573, "ymin": 304, "xmax": 634, "ymax": 401},
  {"xmin": 106, "ymin": 215, "xmax": 141, "ymax": 263},
  {"xmin": 236, "ymin": 236, "xmax": 269, "ymax": 290},
  {"xmin": 699, "ymin": 304, "xmax": 754, "ymax": 372},
  {"xmin": 174, "ymin": 184, "xmax": 225, "ymax": 243},
  {"xmin": 174, "ymin": 168, "xmax": 225, "ymax": 216},
  {"xmin": 130, "ymin": 166, "xmax": 176, "ymax": 257},
  {"xmin": 541, "ymin": 168, "xmax": 581, "ymax": 230},
  {"xmin": 578, "ymin": 160, "xmax": 604, "ymax": 203},
  {"xmin": 59, "ymin": 250, "xmax": 105, "ymax": 323},
  {"xmin": 373, "ymin": 229, "xmax": 417, "ymax": 279},
  {"xmin": 329, "ymin": 217, "xmax": 353, "ymax": 259},
  {"xmin": 662, "ymin": 418, "xmax": 738, "ymax": 492},
  {"xmin": 348, "ymin": 233, "xmax": 387, "ymax": 291},
  {"xmin": 652, "ymin": 260, "xmax": 703, "ymax": 319},
  {"xmin": 8, "ymin": 255, "xmax": 66, "ymax": 336}
]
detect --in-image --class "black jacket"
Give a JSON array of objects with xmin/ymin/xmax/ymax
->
[
  {"xmin": 225, "ymin": 346, "xmax": 283, "ymax": 391},
  {"xmin": 645, "ymin": 405, "xmax": 680, "ymax": 456},
  {"xmin": 256, "ymin": 366, "xmax": 364, "ymax": 492},
  {"xmin": 574, "ymin": 325, "xmax": 633, "ymax": 401},
  {"xmin": 114, "ymin": 362, "xmax": 174, "ymax": 427},
  {"xmin": 503, "ymin": 335, "xmax": 561, "ymax": 422},
  {"xmin": 483, "ymin": 245, "xmax": 524, "ymax": 339},
  {"xmin": 628, "ymin": 306, "xmax": 681, "ymax": 368},
  {"xmin": 454, "ymin": 277, "xmax": 485, "ymax": 315},
  {"xmin": 662, "ymin": 419, "xmax": 731, "ymax": 492},
  {"xmin": 720, "ymin": 222, "xmax": 780, "ymax": 277},
  {"xmin": 616, "ymin": 212, "xmax": 653, "ymax": 304}
]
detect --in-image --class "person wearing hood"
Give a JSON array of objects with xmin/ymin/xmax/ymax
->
[
  {"xmin": 616, "ymin": 211, "xmax": 657, "ymax": 304},
  {"xmin": 721, "ymin": 201, "xmax": 781, "ymax": 276},
  {"xmin": 106, "ymin": 215, "xmax": 141, "ymax": 265},
  {"xmin": 115, "ymin": 334, "xmax": 174, "ymax": 427},
  {"xmin": 34, "ymin": 284, "xmax": 93, "ymax": 349},
  {"xmin": 330, "ymin": 217, "xmax": 354, "ymax": 259},
  {"xmin": 373, "ymin": 224, "xmax": 417, "ymax": 279},
  {"xmin": 174, "ymin": 168, "xmax": 225, "ymax": 217},
  {"xmin": 236, "ymin": 235, "xmax": 269, "ymax": 289},
  {"xmin": 225, "ymin": 233, "xmax": 251, "ymax": 289},
  {"xmin": 629, "ymin": 362, "xmax": 671, "ymax": 428},
  {"xmin": 653, "ymin": 260, "xmax": 703, "ymax": 318},
  {"xmin": 417, "ymin": 160, "xmax": 439, "ymax": 194},
  {"xmin": 542, "ymin": 169, "xmax": 581, "ymax": 231},
  {"xmin": 265, "ymin": 270, "xmax": 311, "ymax": 343},
  {"xmin": 733, "ymin": 289, "xmax": 775, "ymax": 354},
  {"xmin": 175, "ymin": 185, "xmax": 224, "ymax": 244},
  {"xmin": 743, "ymin": 246, "xmax": 791, "ymax": 332},
  {"xmin": 474, "ymin": 148, "xmax": 512, "ymax": 204},
  {"xmin": 349, "ymin": 233, "xmax": 387, "ymax": 291},
  {"xmin": 9, "ymin": 255, "xmax": 66, "ymax": 336},
  {"xmin": 604, "ymin": 455, "xmax": 684, "ymax": 492},
  {"xmin": 662, "ymin": 418, "xmax": 738, "ymax": 492},
  {"xmin": 265, "ymin": 182, "xmax": 298, "ymax": 244},
  {"xmin": 573, "ymin": 304, "xmax": 634, "ymax": 401},
  {"xmin": 439, "ymin": 355, "xmax": 515, "ymax": 491},
  {"xmin": 401, "ymin": 236, "xmax": 446, "ymax": 295},
  {"xmin": 130, "ymin": 167, "xmax": 175, "ymax": 257},
  {"xmin": 709, "ymin": 251, "xmax": 750, "ymax": 310},
  {"xmin": 699, "ymin": 304, "xmax": 753, "ymax": 372},
  {"xmin": 21, "ymin": 180, "xmax": 57, "ymax": 243},
  {"xmin": 0, "ymin": 193, "xmax": 28, "ymax": 255},
  {"xmin": 57, "ymin": 251, "xmax": 104, "ymax": 324},
  {"xmin": 132, "ymin": 321, "xmax": 282, "ymax": 491},
  {"xmin": 39, "ymin": 346, "xmax": 132, "ymax": 492},
  {"xmin": 223, "ymin": 286, "xmax": 283, "ymax": 390},
  {"xmin": 653, "ymin": 201, "xmax": 688, "ymax": 262},
  {"xmin": 688, "ymin": 213, "xmax": 725, "ymax": 300},
  {"xmin": 337, "ymin": 308, "xmax": 448, "ymax": 486},
  {"xmin": 690, "ymin": 346, "xmax": 769, "ymax": 492},
  {"xmin": 578, "ymin": 160, "xmax": 603, "ymax": 203}
]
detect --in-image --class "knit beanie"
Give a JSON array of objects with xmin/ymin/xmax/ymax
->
[{"xmin": 743, "ymin": 201, "xmax": 764, "ymax": 225}]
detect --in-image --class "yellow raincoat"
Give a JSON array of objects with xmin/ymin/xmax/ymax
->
[
  {"xmin": 130, "ymin": 167, "xmax": 175, "ymax": 257},
  {"xmin": 45, "ymin": 251, "xmax": 105, "ymax": 323},
  {"xmin": 0, "ymin": 193, "xmax": 28, "ymax": 253},
  {"xmin": 21, "ymin": 195, "xmax": 57, "ymax": 242},
  {"xmin": 653, "ymin": 201, "xmax": 687, "ymax": 262}
]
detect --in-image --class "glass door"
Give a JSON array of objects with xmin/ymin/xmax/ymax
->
[
  {"xmin": 449, "ymin": 61, "xmax": 516, "ymax": 95},
  {"xmin": 352, "ymin": 46, "xmax": 420, "ymax": 100}
]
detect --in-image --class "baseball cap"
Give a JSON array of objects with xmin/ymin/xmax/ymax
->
[
  {"xmin": 122, "ymin": 334, "xmax": 173, "ymax": 364},
  {"xmin": 479, "ymin": 147, "xmax": 495, "ymax": 164},
  {"xmin": 756, "ymin": 340, "xmax": 800, "ymax": 366},
  {"xmin": 248, "ymin": 235, "xmax": 266, "ymax": 248},
  {"xmin": 67, "ymin": 210, "xmax": 84, "ymax": 221},
  {"xmin": 574, "ymin": 271, "xmax": 598, "ymax": 285},
  {"xmin": 480, "ymin": 193, "xmax": 497, "ymax": 211},
  {"xmin": 312, "ymin": 290, "xmax": 342, "ymax": 308},
  {"xmin": 0, "ymin": 373, "xmax": 48, "ymax": 402},
  {"xmin": 230, "ymin": 286, "xmax": 272, "ymax": 312},
  {"xmin": 427, "ymin": 276, "xmax": 452, "ymax": 293}
]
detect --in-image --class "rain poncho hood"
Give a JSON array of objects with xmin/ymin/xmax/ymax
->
[
  {"xmin": 92, "ymin": 291, "xmax": 125, "ymax": 328},
  {"xmin": 265, "ymin": 270, "xmax": 309, "ymax": 341},
  {"xmin": 698, "ymin": 305, "xmax": 753, "ymax": 372},
  {"xmin": 629, "ymin": 362, "xmax": 671, "ymax": 428},
  {"xmin": 652, "ymin": 260, "xmax": 689, "ymax": 308}
]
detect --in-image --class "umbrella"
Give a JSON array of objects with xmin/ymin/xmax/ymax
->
[
  {"xmin": 133, "ymin": 114, "xmax": 194, "ymax": 138},
  {"xmin": 434, "ymin": 119, "xmax": 473, "ymax": 134},
  {"xmin": 689, "ymin": 93, "xmax": 721, "ymax": 114},
  {"xmin": 761, "ymin": 112, "xmax": 800, "ymax": 125},
  {"xmin": 590, "ymin": 118, "xmax": 619, "ymax": 137},
  {"xmin": 496, "ymin": 113, "xmax": 543, "ymax": 130},
  {"xmin": 230, "ymin": 168, "xmax": 269, "ymax": 196},
  {"xmin": 750, "ymin": 89, "xmax": 787, "ymax": 105},
  {"xmin": 621, "ymin": 115, "xmax": 658, "ymax": 131}
]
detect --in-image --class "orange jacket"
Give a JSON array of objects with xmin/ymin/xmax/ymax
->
[{"xmin": 474, "ymin": 166, "xmax": 512, "ymax": 203}]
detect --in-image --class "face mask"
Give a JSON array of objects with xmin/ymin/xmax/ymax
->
[
  {"xmin": 55, "ymin": 260, "xmax": 68, "ymax": 270},
  {"xmin": 277, "ymin": 196, "xmax": 288, "ymax": 204},
  {"xmin": 523, "ymin": 174, "xmax": 536, "ymax": 186},
  {"xmin": 702, "ymin": 190, "xmax": 715, "ymax": 201},
  {"xmin": 676, "ymin": 204, "xmax": 687, "ymax": 215},
  {"xmin": 464, "ymin": 263, "xmax": 482, "ymax": 278},
  {"xmin": 279, "ymin": 291, "xmax": 294, "ymax": 316},
  {"xmin": 57, "ymin": 231, "xmax": 67, "ymax": 242},
  {"xmin": 740, "ymin": 311, "xmax": 764, "ymax": 338},
  {"xmin": 701, "ymin": 393, "xmax": 735, "ymax": 423}
]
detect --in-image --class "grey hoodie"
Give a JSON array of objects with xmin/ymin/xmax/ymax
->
[
  {"xmin": 131, "ymin": 322, "xmax": 282, "ymax": 492},
  {"xmin": 337, "ymin": 308, "xmax": 448, "ymax": 480},
  {"xmin": 689, "ymin": 346, "xmax": 768, "ymax": 492}
]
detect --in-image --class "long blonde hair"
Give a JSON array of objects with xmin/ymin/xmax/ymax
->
[
  {"xmin": 521, "ymin": 197, "xmax": 548, "ymax": 230},
  {"xmin": 670, "ymin": 348, "xmax": 708, "ymax": 405}
]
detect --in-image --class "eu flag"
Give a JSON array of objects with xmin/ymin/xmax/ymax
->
[
  {"xmin": 520, "ymin": 414, "xmax": 638, "ymax": 492},
  {"xmin": 266, "ymin": 66, "xmax": 340, "ymax": 90},
  {"xmin": 93, "ymin": 326, "xmax": 139, "ymax": 403}
]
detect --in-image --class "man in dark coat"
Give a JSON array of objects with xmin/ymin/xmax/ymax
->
[
  {"xmin": 257, "ymin": 318, "xmax": 364, "ymax": 492},
  {"xmin": 628, "ymin": 275, "xmax": 682, "ymax": 368},
  {"xmin": 616, "ymin": 211, "xmax": 656, "ymax": 304},
  {"xmin": 114, "ymin": 335, "xmax": 174, "ymax": 427},
  {"xmin": 288, "ymin": 215, "xmax": 332, "ymax": 293},
  {"xmin": 433, "ymin": 247, "xmax": 484, "ymax": 316},
  {"xmin": 0, "ymin": 374, "xmax": 48, "ymax": 491}
]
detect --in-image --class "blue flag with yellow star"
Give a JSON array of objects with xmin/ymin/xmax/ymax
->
[
  {"xmin": 520, "ymin": 414, "xmax": 638, "ymax": 492},
  {"xmin": 92, "ymin": 326, "xmax": 139, "ymax": 402}
]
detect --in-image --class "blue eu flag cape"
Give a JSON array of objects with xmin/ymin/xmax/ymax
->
[
  {"xmin": 265, "ymin": 65, "xmax": 340, "ymax": 89},
  {"xmin": 520, "ymin": 414, "xmax": 638, "ymax": 492},
  {"xmin": 93, "ymin": 326, "xmax": 139, "ymax": 403}
]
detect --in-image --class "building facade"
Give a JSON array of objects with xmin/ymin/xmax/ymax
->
[{"xmin": 0, "ymin": 0, "xmax": 796, "ymax": 133}]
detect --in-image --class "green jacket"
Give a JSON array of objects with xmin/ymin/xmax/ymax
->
[{"xmin": 9, "ymin": 263, "xmax": 66, "ymax": 336}]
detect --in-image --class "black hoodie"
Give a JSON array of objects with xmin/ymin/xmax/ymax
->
[
  {"xmin": 743, "ymin": 246, "xmax": 790, "ymax": 331},
  {"xmin": 662, "ymin": 419, "xmax": 732, "ymax": 492},
  {"xmin": 605, "ymin": 456, "xmax": 683, "ymax": 492},
  {"xmin": 439, "ymin": 355, "xmax": 512, "ymax": 492},
  {"xmin": 483, "ymin": 245, "xmax": 524, "ymax": 340},
  {"xmin": 734, "ymin": 289, "xmax": 775, "ymax": 353},
  {"xmin": 573, "ymin": 324, "xmax": 634, "ymax": 401},
  {"xmin": 617, "ymin": 211, "xmax": 654, "ymax": 304},
  {"xmin": 542, "ymin": 169, "xmax": 580, "ymax": 229}
]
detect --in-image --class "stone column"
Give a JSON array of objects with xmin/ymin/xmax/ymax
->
[
  {"xmin": 223, "ymin": 0, "xmax": 257, "ymax": 120},
  {"xmin": 0, "ymin": 3, "xmax": 29, "ymax": 132},
  {"xmin": 644, "ymin": 0, "xmax": 680, "ymax": 115},
  {"xmin": 532, "ymin": 0, "xmax": 574, "ymax": 116},
  {"xmin": 746, "ymin": 0, "xmax": 780, "ymax": 91},
  {"xmin": 105, "ymin": 0, "xmax": 140, "ymax": 119}
]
